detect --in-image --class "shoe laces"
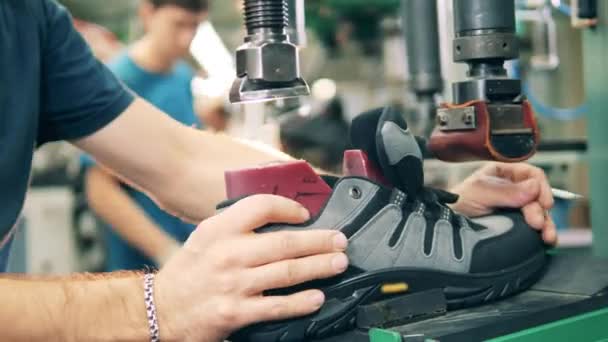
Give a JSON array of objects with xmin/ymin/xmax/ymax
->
[
  {"xmin": 418, "ymin": 187, "xmax": 459, "ymax": 206},
  {"xmin": 405, "ymin": 186, "xmax": 461, "ymax": 224}
]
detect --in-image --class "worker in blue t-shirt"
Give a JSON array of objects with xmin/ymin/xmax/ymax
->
[{"xmin": 81, "ymin": 0, "xmax": 205, "ymax": 270}]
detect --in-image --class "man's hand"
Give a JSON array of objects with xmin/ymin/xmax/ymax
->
[
  {"xmin": 450, "ymin": 162, "xmax": 557, "ymax": 245},
  {"xmin": 155, "ymin": 195, "xmax": 349, "ymax": 342}
]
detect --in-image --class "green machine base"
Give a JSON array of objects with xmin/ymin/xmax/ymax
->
[{"xmin": 316, "ymin": 249, "xmax": 608, "ymax": 342}]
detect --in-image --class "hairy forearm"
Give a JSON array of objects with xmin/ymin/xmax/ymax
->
[
  {"xmin": 0, "ymin": 273, "xmax": 149, "ymax": 341},
  {"xmin": 164, "ymin": 128, "xmax": 294, "ymax": 220},
  {"xmin": 76, "ymin": 98, "xmax": 293, "ymax": 222},
  {"xmin": 85, "ymin": 166, "xmax": 179, "ymax": 262},
  {"xmin": 76, "ymin": 100, "xmax": 190, "ymax": 198}
]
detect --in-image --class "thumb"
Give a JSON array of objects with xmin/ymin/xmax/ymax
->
[{"xmin": 478, "ymin": 176, "xmax": 540, "ymax": 208}]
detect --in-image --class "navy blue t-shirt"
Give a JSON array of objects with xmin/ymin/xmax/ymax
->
[{"xmin": 0, "ymin": 0, "xmax": 134, "ymax": 271}]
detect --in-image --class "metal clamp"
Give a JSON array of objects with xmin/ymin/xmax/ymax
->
[
  {"xmin": 437, "ymin": 107, "xmax": 476, "ymax": 131},
  {"xmin": 488, "ymin": 104, "xmax": 534, "ymax": 135}
]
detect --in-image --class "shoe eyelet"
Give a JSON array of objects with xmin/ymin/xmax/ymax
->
[{"xmin": 349, "ymin": 186, "xmax": 362, "ymax": 199}]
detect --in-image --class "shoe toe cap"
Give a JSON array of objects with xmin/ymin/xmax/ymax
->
[{"xmin": 468, "ymin": 210, "xmax": 546, "ymax": 274}]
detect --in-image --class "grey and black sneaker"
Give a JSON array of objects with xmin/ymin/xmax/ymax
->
[{"xmin": 224, "ymin": 107, "xmax": 548, "ymax": 342}]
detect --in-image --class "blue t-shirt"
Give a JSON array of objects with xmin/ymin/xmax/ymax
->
[
  {"xmin": 0, "ymin": 0, "xmax": 134, "ymax": 272},
  {"xmin": 82, "ymin": 53, "xmax": 199, "ymax": 271}
]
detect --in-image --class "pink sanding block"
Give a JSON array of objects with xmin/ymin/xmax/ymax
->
[
  {"xmin": 342, "ymin": 150, "xmax": 390, "ymax": 186},
  {"xmin": 225, "ymin": 161, "xmax": 333, "ymax": 217}
]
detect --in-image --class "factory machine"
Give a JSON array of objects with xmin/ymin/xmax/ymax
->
[{"xmin": 229, "ymin": 0, "xmax": 608, "ymax": 340}]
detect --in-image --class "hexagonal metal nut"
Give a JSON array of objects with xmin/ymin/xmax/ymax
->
[{"xmin": 236, "ymin": 41, "xmax": 299, "ymax": 83}]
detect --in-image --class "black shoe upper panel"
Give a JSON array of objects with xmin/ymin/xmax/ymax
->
[{"xmin": 468, "ymin": 210, "xmax": 546, "ymax": 274}]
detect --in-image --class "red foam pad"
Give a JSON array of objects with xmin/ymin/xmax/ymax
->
[
  {"xmin": 429, "ymin": 100, "xmax": 539, "ymax": 162},
  {"xmin": 342, "ymin": 150, "xmax": 390, "ymax": 186},
  {"xmin": 225, "ymin": 161, "xmax": 333, "ymax": 217}
]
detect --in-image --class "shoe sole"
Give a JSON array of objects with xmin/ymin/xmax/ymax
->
[{"xmin": 230, "ymin": 250, "xmax": 548, "ymax": 342}]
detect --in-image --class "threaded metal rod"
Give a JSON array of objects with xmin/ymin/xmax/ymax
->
[{"xmin": 244, "ymin": 0, "xmax": 289, "ymax": 35}]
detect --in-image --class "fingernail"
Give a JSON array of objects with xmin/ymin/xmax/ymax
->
[
  {"xmin": 300, "ymin": 207, "xmax": 311, "ymax": 220},
  {"xmin": 332, "ymin": 254, "xmax": 349, "ymax": 272},
  {"xmin": 548, "ymin": 229, "xmax": 558, "ymax": 245},
  {"xmin": 310, "ymin": 291, "xmax": 325, "ymax": 308},
  {"xmin": 333, "ymin": 233, "xmax": 348, "ymax": 250}
]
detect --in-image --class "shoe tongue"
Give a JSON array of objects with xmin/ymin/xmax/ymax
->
[{"xmin": 350, "ymin": 107, "xmax": 424, "ymax": 195}]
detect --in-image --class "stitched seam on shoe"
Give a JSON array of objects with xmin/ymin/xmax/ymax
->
[
  {"xmin": 453, "ymin": 225, "xmax": 465, "ymax": 262},
  {"xmin": 391, "ymin": 211, "xmax": 415, "ymax": 250},
  {"xmin": 357, "ymin": 205, "xmax": 403, "ymax": 265},
  {"xmin": 424, "ymin": 220, "xmax": 439, "ymax": 259},
  {"xmin": 333, "ymin": 185, "xmax": 378, "ymax": 230}
]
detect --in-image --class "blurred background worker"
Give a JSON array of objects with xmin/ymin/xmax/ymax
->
[{"xmin": 82, "ymin": 0, "xmax": 209, "ymax": 271}]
